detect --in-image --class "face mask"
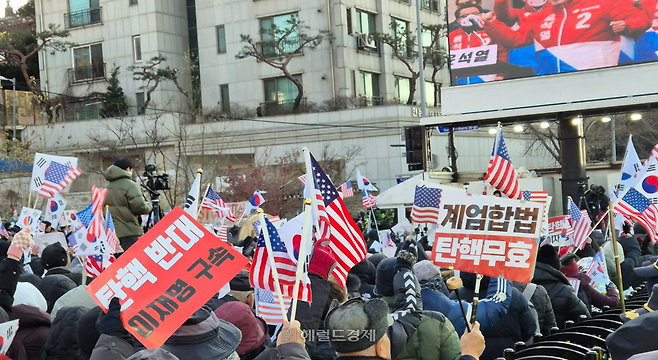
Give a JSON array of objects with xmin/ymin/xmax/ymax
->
[{"xmin": 526, "ymin": 0, "xmax": 547, "ymax": 7}]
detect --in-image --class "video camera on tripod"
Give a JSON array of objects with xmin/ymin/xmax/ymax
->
[{"xmin": 141, "ymin": 164, "xmax": 170, "ymax": 230}]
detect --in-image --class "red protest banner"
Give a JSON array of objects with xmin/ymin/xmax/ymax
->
[
  {"xmin": 431, "ymin": 190, "xmax": 544, "ymax": 283},
  {"xmin": 86, "ymin": 207, "xmax": 248, "ymax": 349},
  {"xmin": 547, "ymin": 215, "xmax": 574, "ymax": 247}
]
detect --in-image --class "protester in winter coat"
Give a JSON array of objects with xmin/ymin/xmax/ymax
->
[
  {"xmin": 426, "ymin": 268, "xmax": 512, "ymax": 336},
  {"xmin": 39, "ymin": 274, "xmax": 77, "ymax": 313},
  {"xmin": 618, "ymin": 234, "xmax": 645, "ymax": 289},
  {"xmin": 374, "ymin": 244, "xmax": 462, "ymax": 360},
  {"xmin": 41, "ymin": 306, "xmax": 88, "ymax": 360},
  {"xmin": 104, "ymin": 158, "xmax": 153, "ymax": 251},
  {"xmin": 560, "ymin": 254, "xmax": 620, "ymax": 310},
  {"xmin": 602, "ymin": 241, "xmax": 624, "ymax": 287},
  {"xmin": 77, "ymin": 307, "xmax": 104, "ymax": 360},
  {"xmin": 325, "ymin": 267, "xmax": 485, "ymax": 360},
  {"xmin": 41, "ymin": 243, "xmax": 89, "ymax": 286},
  {"xmin": 215, "ymin": 301, "xmax": 272, "ymax": 360},
  {"xmin": 512, "ymin": 282, "xmax": 556, "ymax": 336},
  {"xmin": 532, "ymin": 245, "xmax": 590, "ymax": 328},
  {"xmin": 206, "ymin": 270, "xmax": 254, "ymax": 311},
  {"xmin": 6, "ymin": 304, "xmax": 51, "ymax": 360},
  {"xmin": 348, "ymin": 259, "xmax": 376, "ymax": 298},
  {"xmin": 607, "ymin": 310, "xmax": 658, "ymax": 360},
  {"xmin": 0, "ymin": 228, "xmax": 33, "ymax": 315},
  {"xmin": 51, "ymin": 285, "xmax": 99, "ymax": 320},
  {"xmin": 12, "ymin": 282, "xmax": 47, "ymax": 312}
]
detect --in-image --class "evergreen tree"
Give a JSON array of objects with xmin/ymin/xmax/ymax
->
[{"xmin": 100, "ymin": 66, "xmax": 129, "ymax": 118}]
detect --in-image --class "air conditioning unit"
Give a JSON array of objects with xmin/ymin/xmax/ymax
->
[{"xmin": 356, "ymin": 33, "xmax": 377, "ymax": 49}]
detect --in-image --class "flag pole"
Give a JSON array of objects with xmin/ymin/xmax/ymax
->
[
  {"xmin": 196, "ymin": 183, "xmax": 211, "ymax": 220},
  {"xmin": 27, "ymin": 190, "xmax": 32, "ymax": 210},
  {"xmin": 608, "ymin": 201, "xmax": 625, "ymax": 312},
  {"xmin": 291, "ymin": 199, "xmax": 313, "ymax": 321},
  {"xmin": 303, "ymin": 148, "xmax": 321, "ymax": 236},
  {"xmin": 80, "ymin": 256, "xmax": 88, "ymax": 288},
  {"xmin": 257, "ymin": 208, "xmax": 288, "ymax": 322},
  {"xmin": 470, "ymin": 273, "xmax": 484, "ymax": 327}
]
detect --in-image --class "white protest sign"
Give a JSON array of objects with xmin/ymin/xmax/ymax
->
[
  {"xmin": 30, "ymin": 153, "xmax": 78, "ymax": 192},
  {"xmin": 449, "ymin": 45, "xmax": 498, "ymax": 69},
  {"xmin": 34, "ymin": 232, "xmax": 69, "ymax": 255},
  {"xmin": 0, "ymin": 319, "xmax": 19, "ymax": 354},
  {"xmin": 44, "ymin": 193, "xmax": 67, "ymax": 227},
  {"xmin": 17, "ymin": 207, "xmax": 42, "ymax": 233}
]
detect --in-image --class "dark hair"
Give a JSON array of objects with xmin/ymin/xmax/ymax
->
[
  {"xmin": 493, "ymin": 190, "xmax": 502, "ymax": 196},
  {"xmin": 114, "ymin": 158, "xmax": 134, "ymax": 171},
  {"xmin": 455, "ymin": 4, "xmax": 484, "ymax": 20}
]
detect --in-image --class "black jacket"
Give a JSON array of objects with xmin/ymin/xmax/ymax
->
[
  {"xmin": 0, "ymin": 257, "xmax": 22, "ymax": 315},
  {"xmin": 44, "ymin": 266, "xmax": 91, "ymax": 286},
  {"xmin": 618, "ymin": 235, "xmax": 645, "ymax": 289},
  {"xmin": 39, "ymin": 274, "xmax": 77, "ymax": 313},
  {"xmin": 41, "ymin": 306, "xmax": 87, "ymax": 360},
  {"xmin": 513, "ymin": 282, "xmax": 556, "ymax": 336},
  {"xmin": 532, "ymin": 262, "xmax": 590, "ymax": 328}
]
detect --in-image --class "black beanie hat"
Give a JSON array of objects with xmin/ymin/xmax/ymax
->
[
  {"xmin": 537, "ymin": 244, "xmax": 560, "ymax": 270},
  {"xmin": 41, "ymin": 243, "xmax": 68, "ymax": 269},
  {"xmin": 374, "ymin": 258, "xmax": 396, "ymax": 297}
]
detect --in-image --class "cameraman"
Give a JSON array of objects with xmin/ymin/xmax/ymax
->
[
  {"xmin": 104, "ymin": 158, "xmax": 153, "ymax": 252},
  {"xmin": 585, "ymin": 184, "xmax": 609, "ymax": 228}
]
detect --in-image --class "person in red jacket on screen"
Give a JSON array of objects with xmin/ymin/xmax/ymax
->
[{"xmin": 482, "ymin": 0, "xmax": 650, "ymax": 75}]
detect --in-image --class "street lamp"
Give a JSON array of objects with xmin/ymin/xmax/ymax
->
[{"xmin": 0, "ymin": 76, "xmax": 16, "ymax": 141}]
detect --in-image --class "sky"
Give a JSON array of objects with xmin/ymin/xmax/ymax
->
[{"xmin": 8, "ymin": 0, "xmax": 28, "ymax": 13}]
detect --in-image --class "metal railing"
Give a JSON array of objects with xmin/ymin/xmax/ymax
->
[
  {"xmin": 421, "ymin": 0, "xmax": 440, "ymax": 11},
  {"xmin": 65, "ymin": 7, "xmax": 102, "ymax": 29},
  {"xmin": 67, "ymin": 63, "xmax": 106, "ymax": 84},
  {"xmin": 258, "ymin": 98, "xmax": 308, "ymax": 116},
  {"xmin": 258, "ymin": 37, "xmax": 303, "ymax": 58},
  {"xmin": 359, "ymin": 96, "xmax": 384, "ymax": 107}
]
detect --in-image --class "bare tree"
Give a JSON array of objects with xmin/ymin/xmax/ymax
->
[
  {"xmin": 373, "ymin": 22, "xmax": 447, "ymax": 105},
  {"xmin": 236, "ymin": 14, "xmax": 332, "ymax": 113}
]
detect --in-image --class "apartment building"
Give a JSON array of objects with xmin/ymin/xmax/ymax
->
[
  {"xmin": 35, "ymin": 0, "xmax": 190, "ymax": 120},
  {"xmin": 194, "ymin": 0, "xmax": 448, "ymax": 115}
]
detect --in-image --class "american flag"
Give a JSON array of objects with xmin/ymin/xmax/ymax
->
[
  {"xmin": 250, "ymin": 216, "xmax": 312, "ymax": 301},
  {"xmin": 88, "ymin": 185, "xmax": 108, "ymax": 242},
  {"xmin": 105, "ymin": 211, "xmax": 119, "ymax": 254},
  {"xmin": 0, "ymin": 223, "xmax": 9, "ymax": 239},
  {"xmin": 484, "ymin": 129, "xmax": 521, "ymax": 200},
  {"xmin": 202, "ymin": 185, "xmax": 236, "ymax": 223},
  {"xmin": 308, "ymin": 153, "xmax": 366, "ymax": 287},
  {"xmin": 256, "ymin": 288, "xmax": 292, "ymax": 324},
  {"xmin": 615, "ymin": 188, "xmax": 658, "ymax": 243},
  {"xmin": 521, "ymin": 191, "xmax": 549, "ymax": 204},
  {"xmin": 411, "ymin": 186, "xmax": 442, "ymax": 224},
  {"xmin": 298, "ymin": 175, "xmax": 306, "ymax": 185},
  {"xmin": 77, "ymin": 204, "xmax": 93, "ymax": 229},
  {"xmin": 362, "ymin": 189, "xmax": 377, "ymax": 209},
  {"xmin": 85, "ymin": 254, "xmax": 114, "ymax": 278},
  {"xmin": 217, "ymin": 224, "xmax": 228, "ymax": 242},
  {"xmin": 568, "ymin": 198, "xmax": 593, "ymax": 250},
  {"xmin": 341, "ymin": 180, "xmax": 354, "ymax": 197},
  {"xmin": 38, "ymin": 161, "xmax": 82, "ymax": 199}
]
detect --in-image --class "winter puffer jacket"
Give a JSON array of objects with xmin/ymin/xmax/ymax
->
[
  {"xmin": 513, "ymin": 282, "xmax": 557, "ymax": 336},
  {"xmin": 0, "ymin": 257, "xmax": 22, "ymax": 315},
  {"xmin": 38, "ymin": 274, "xmax": 77, "ymax": 313},
  {"xmin": 104, "ymin": 165, "xmax": 152, "ymax": 238},
  {"xmin": 41, "ymin": 306, "xmax": 87, "ymax": 360},
  {"xmin": 381, "ymin": 263, "xmax": 462, "ymax": 360},
  {"xmin": 532, "ymin": 262, "xmax": 590, "ymax": 328},
  {"xmin": 619, "ymin": 235, "xmax": 645, "ymax": 289},
  {"xmin": 7, "ymin": 304, "xmax": 51, "ymax": 360},
  {"xmin": 428, "ymin": 277, "xmax": 513, "ymax": 335}
]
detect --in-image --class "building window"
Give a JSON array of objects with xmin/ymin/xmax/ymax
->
[
  {"xmin": 136, "ymin": 93, "xmax": 145, "ymax": 114},
  {"xmin": 421, "ymin": 0, "xmax": 440, "ymax": 12},
  {"xmin": 355, "ymin": 10, "xmax": 377, "ymax": 52},
  {"xmin": 71, "ymin": 43, "xmax": 104, "ymax": 82},
  {"xmin": 217, "ymin": 26, "xmax": 226, "ymax": 53},
  {"xmin": 260, "ymin": 13, "xmax": 300, "ymax": 56},
  {"xmin": 391, "ymin": 18, "xmax": 410, "ymax": 56},
  {"xmin": 220, "ymin": 84, "xmax": 230, "ymax": 112},
  {"xmin": 426, "ymin": 81, "xmax": 441, "ymax": 107},
  {"xmin": 395, "ymin": 76, "xmax": 411, "ymax": 104},
  {"xmin": 133, "ymin": 35, "xmax": 142, "ymax": 62},
  {"xmin": 130, "ymin": 0, "xmax": 138, "ymax": 4},
  {"xmin": 359, "ymin": 72, "xmax": 382, "ymax": 106},
  {"xmin": 264, "ymin": 75, "xmax": 302, "ymax": 103},
  {"xmin": 67, "ymin": 0, "xmax": 101, "ymax": 28},
  {"xmin": 346, "ymin": 8, "xmax": 352, "ymax": 34}
]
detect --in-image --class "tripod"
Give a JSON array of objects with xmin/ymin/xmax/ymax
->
[{"xmin": 142, "ymin": 185, "xmax": 164, "ymax": 232}]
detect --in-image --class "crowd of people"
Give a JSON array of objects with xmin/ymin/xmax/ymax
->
[{"xmin": 1, "ymin": 159, "xmax": 658, "ymax": 360}]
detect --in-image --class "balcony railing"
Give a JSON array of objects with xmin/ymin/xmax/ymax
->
[
  {"xmin": 258, "ymin": 37, "xmax": 303, "ymax": 58},
  {"xmin": 65, "ymin": 7, "xmax": 102, "ymax": 29},
  {"xmin": 359, "ymin": 96, "xmax": 384, "ymax": 107},
  {"xmin": 421, "ymin": 0, "xmax": 440, "ymax": 11},
  {"xmin": 258, "ymin": 98, "xmax": 308, "ymax": 116},
  {"xmin": 67, "ymin": 63, "xmax": 106, "ymax": 85}
]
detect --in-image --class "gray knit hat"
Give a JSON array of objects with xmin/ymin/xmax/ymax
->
[{"xmin": 325, "ymin": 297, "xmax": 393, "ymax": 353}]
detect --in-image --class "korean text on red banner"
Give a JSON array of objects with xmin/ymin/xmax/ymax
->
[
  {"xmin": 86, "ymin": 207, "xmax": 248, "ymax": 349},
  {"xmin": 431, "ymin": 191, "xmax": 544, "ymax": 283},
  {"xmin": 547, "ymin": 215, "xmax": 574, "ymax": 247}
]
